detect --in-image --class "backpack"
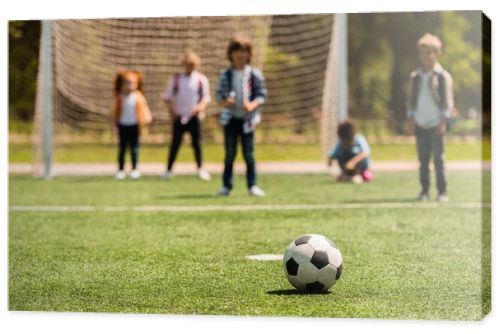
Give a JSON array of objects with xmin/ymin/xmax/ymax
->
[
  {"xmin": 224, "ymin": 68, "xmax": 256, "ymax": 100},
  {"xmin": 410, "ymin": 71, "xmax": 447, "ymax": 111}
]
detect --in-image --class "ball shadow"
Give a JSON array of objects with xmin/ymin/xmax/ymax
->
[{"xmin": 267, "ymin": 289, "xmax": 331, "ymax": 296}]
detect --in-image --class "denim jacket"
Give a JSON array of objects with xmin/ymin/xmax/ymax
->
[{"xmin": 215, "ymin": 65, "xmax": 268, "ymax": 133}]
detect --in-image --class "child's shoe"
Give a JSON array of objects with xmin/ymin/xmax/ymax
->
[
  {"xmin": 197, "ymin": 169, "xmax": 212, "ymax": 181},
  {"xmin": 115, "ymin": 170, "xmax": 126, "ymax": 180},
  {"xmin": 417, "ymin": 192, "xmax": 430, "ymax": 201},
  {"xmin": 249, "ymin": 185, "xmax": 266, "ymax": 197},
  {"xmin": 130, "ymin": 169, "xmax": 141, "ymax": 180},
  {"xmin": 161, "ymin": 171, "xmax": 173, "ymax": 180},
  {"xmin": 217, "ymin": 187, "xmax": 231, "ymax": 196},
  {"xmin": 361, "ymin": 170, "xmax": 373, "ymax": 182},
  {"xmin": 352, "ymin": 175, "xmax": 363, "ymax": 184},
  {"xmin": 437, "ymin": 193, "xmax": 449, "ymax": 202}
]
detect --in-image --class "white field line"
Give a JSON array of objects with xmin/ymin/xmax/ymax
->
[
  {"xmin": 246, "ymin": 254, "xmax": 283, "ymax": 261},
  {"xmin": 9, "ymin": 202, "xmax": 489, "ymax": 213}
]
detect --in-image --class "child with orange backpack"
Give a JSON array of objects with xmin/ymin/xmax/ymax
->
[{"xmin": 113, "ymin": 70, "xmax": 152, "ymax": 180}]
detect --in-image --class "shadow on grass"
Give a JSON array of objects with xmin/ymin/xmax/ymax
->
[
  {"xmin": 267, "ymin": 289, "xmax": 331, "ymax": 296},
  {"xmin": 155, "ymin": 194, "xmax": 215, "ymax": 200},
  {"xmin": 338, "ymin": 197, "xmax": 417, "ymax": 204}
]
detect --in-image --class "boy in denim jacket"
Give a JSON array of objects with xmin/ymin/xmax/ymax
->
[{"xmin": 215, "ymin": 35, "xmax": 268, "ymax": 197}]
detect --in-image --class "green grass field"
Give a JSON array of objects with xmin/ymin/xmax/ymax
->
[{"xmin": 9, "ymin": 171, "xmax": 490, "ymax": 319}]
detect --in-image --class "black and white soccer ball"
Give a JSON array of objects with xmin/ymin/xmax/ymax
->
[{"xmin": 283, "ymin": 234, "xmax": 343, "ymax": 293}]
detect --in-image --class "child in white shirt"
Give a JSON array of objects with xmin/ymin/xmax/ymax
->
[{"xmin": 162, "ymin": 51, "xmax": 211, "ymax": 181}]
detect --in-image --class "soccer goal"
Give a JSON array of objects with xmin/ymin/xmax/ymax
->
[{"xmin": 33, "ymin": 14, "xmax": 347, "ymax": 177}]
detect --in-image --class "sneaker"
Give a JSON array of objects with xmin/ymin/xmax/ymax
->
[
  {"xmin": 217, "ymin": 187, "xmax": 231, "ymax": 196},
  {"xmin": 249, "ymin": 185, "xmax": 266, "ymax": 197},
  {"xmin": 361, "ymin": 170, "xmax": 374, "ymax": 182},
  {"xmin": 352, "ymin": 175, "xmax": 363, "ymax": 184},
  {"xmin": 115, "ymin": 170, "xmax": 126, "ymax": 180},
  {"xmin": 417, "ymin": 192, "xmax": 430, "ymax": 202},
  {"xmin": 161, "ymin": 171, "xmax": 173, "ymax": 180},
  {"xmin": 130, "ymin": 169, "xmax": 141, "ymax": 180},
  {"xmin": 197, "ymin": 169, "xmax": 212, "ymax": 181},
  {"xmin": 437, "ymin": 193, "xmax": 449, "ymax": 202}
]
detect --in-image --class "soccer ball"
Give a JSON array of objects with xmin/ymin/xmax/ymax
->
[{"xmin": 283, "ymin": 234, "xmax": 343, "ymax": 293}]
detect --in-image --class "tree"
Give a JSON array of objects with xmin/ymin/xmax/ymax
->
[{"xmin": 9, "ymin": 20, "xmax": 41, "ymax": 121}]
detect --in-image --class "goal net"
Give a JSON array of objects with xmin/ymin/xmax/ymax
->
[{"xmin": 33, "ymin": 14, "xmax": 343, "ymax": 176}]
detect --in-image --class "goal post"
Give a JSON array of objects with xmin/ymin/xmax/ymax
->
[
  {"xmin": 33, "ymin": 14, "xmax": 346, "ymax": 174},
  {"xmin": 33, "ymin": 20, "xmax": 53, "ymax": 178},
  {"xmin": 337, "ymin": 13, "xmax": 348, "ymax": 124},
  {"xmin": 321, "ymin": 13, "xmax": 348, "ymax": 159}
]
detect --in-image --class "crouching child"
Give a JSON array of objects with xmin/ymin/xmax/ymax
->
[{"xmin": 328, "ymin": 121, "xmax": 373, "ymax": 184}]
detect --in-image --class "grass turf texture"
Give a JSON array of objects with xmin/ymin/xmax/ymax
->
[
  {"xmin": 8, "ymin": 141, "xmax": 489, "ymax": 163},
  {"xmin": 9, "ymin": 172, "xmax": 490, "ymax": 319}
]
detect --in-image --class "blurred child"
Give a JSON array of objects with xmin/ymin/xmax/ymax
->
[
  {"xmin": 215, "ymin": 35, "xmax": 268, "ymax": 196},
  {"xmin": 113, "ymin": 70, "xmax": 152, "ymax": 180},
  {"xmin": 407, "ymin": 33, "xmax": 454, "ymax": 202},
  {"xmin": 162, "ymin": 50, "xmax": 211, "ymax": 181},
  {"xmin": 328, "ymin": 121, "xmax": 373, "ymax": 184}
]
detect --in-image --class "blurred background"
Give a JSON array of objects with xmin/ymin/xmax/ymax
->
[{"xmin": 8, "ymin": 11, "xmax": 490, "ymax": 167}]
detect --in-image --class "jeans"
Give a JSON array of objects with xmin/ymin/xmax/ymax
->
[
  {"xmin": 337, "ymin": 153, "xmax": 369, "ymax": 176},
  {"xmin": 415, "ymin": 125, "xmax": 446, "ymax": 194},
  {"xmin": 223, "ymin": 118, "xmax": 256, "ymax": 190},
  {"xmin": 118, "ymin": 124, "xmax": 140, "ymax": 170},
  {"xmin": 167, "ymin": 117, "xmax": 203, "ymax": 171}
]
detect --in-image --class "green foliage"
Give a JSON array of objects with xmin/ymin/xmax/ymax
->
[
  {"xmin": 439, "ymin": 12, "xmax": 481, "ymax": 90},
  {"xmin": 8, "ymin": 117, "xmax": 34, "ymax": 134},
  {"xmin": 9, "ymin": 21, "xmax": 41, "ymax": 121},
  {"xmin": 348, "ymin": 13, "xmax": 393, "ymax": 116},
  {"xmin": 264, "ymin": 45, "xmax": 301, "ymax": 68},
  {"xmin": 439, "ymin": 12, "xmax": 482, "ymax": 110},
  {"xmin": 348, "ymin": 11, "xmax": 484, "ymax": 132}
]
